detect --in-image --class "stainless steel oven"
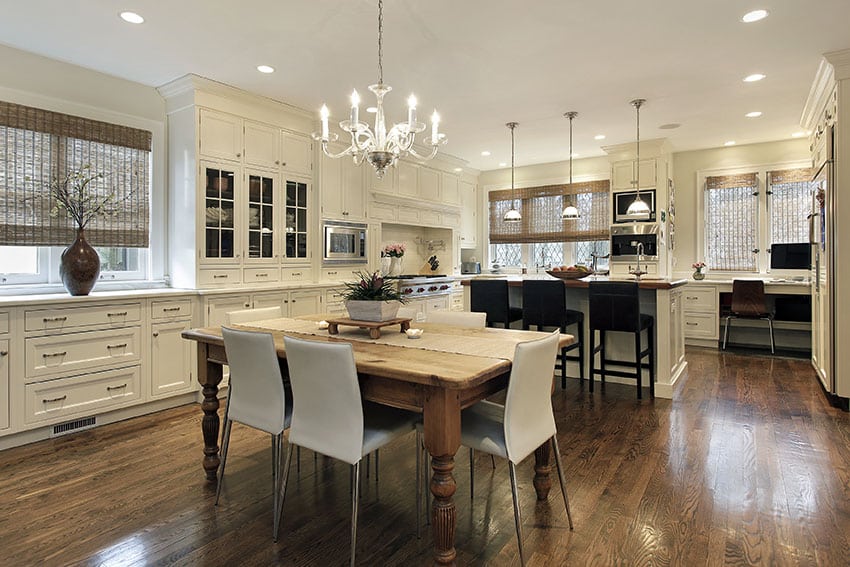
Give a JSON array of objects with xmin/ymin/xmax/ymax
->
[
  {"xmin": 323, "ymin": 220, "xmax": 367, "ymax": 265},
  {"xmin": 610, "ymin": 224, "xmax": 659, "ymax": 261}
]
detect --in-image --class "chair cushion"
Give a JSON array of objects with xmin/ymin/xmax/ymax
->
[
  {"xmin": 460, "ymin": 400, "xmax": 508, "ymax": 459},
  {"xmin": 361, "ymin": 402, "xmax": 419, "ymax": 457}
]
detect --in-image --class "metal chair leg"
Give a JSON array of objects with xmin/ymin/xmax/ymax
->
[
  {"xmin": 272, "ymin": 434, "xmax": 283, "ymax": 539},
  {"xmin": 491, "ymin": 454, "xmax": 496, "ymax": 469},
  {"xmin": 215, "ymin": 417, "xmax": 233, "ymax": 505},
  {"xmin": 469, "ymin": 447, "xmax": 475, "ymax": 499},
  {"xmin": 723, "ymin": 315, "xmax": 732, "ymax": 349},
  {"xmin": 350, "ymin": 462, "xmax": 361, "ymax": 567},
  {"xmin": 551, "ymin": 436, "xmax": 574, "ymax": 529},
  {"xmin": 767, "ymin": 317, "xmax": 775, "ymax": 354},
  {"xmin": 276, "ymin": 443, "xmax": 294, "ymax": 543},
  {"xmin": 508, "ymin": 462, "xmax": 525, "ymax": 566}
]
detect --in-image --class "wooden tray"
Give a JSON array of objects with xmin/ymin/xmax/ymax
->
[
  {"xmin": 325, "ymin": 317, "xmax": 412, "ymax": 339},
  {"xmin": 546, "ymin": 270, "xmax": 590, "ymax": 280}
]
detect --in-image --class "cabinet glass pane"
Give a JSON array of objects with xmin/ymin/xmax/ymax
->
[
  {"xmin": 286, "ymin": 233, "xmax": 296, "ymax": 257},
  {"xmin": 284, "ymin": 179, "xmax": 308, "ymax": 259},
  {"xmin": 247, "ymin": 174, "xmax": 275, "ymax": 259},
  {"xmin": 262, "ymin": 178, "xmax": 273, "ymax": 203},
  {"xmin": 204, "ymin": 167, "xmax": 236, "ymax": 259}
]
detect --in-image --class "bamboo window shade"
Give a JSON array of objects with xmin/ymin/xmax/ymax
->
[
  {"xmin": 704, "ymin": 172, "xmax": 758, "ymax": 271},
  {"xmin": 0, "ymin": 101, "xmax": 152, "ymax": 247},
  {"xmin": 489, "ymin": 180, "xmax": 609, "ymax": 244},
  {"xmin": 767, "ymin": 167, "xmax": 813, "ymax": 245}
]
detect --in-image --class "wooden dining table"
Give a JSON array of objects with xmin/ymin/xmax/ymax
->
[{"xmin": 182, "ymin": 317, "xmax": 575, "ymax": 566}]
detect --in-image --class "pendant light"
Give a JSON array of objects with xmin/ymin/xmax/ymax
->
[
  {"xmin": 626, "ymin": 98, "xmax": 651, "ymax": 218},
  {"xmin": 503, "ymin": 122, "xmax": 522, "ymax": 223},
  {"xmin": 561, "ymin": 111, "xmax": 580, "ymax": 220}
]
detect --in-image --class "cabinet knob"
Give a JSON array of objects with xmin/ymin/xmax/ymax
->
[
  {"xmin": 281, "ymin": 162, "xmax": 286, "ymax": 167},
  {"xmin": 245, "ymin": 303, "xmax": 250, "ymax": 308},
  {"xmin": 152, "ymin": 332, "xmax": 159, "ymax": 337},
  {"xmin": 236, "ymin": 152, "xmax": 242, "ymax": 158},
  {"xmin": 275, "ymin": 160, "xmax": 280, "ymax": 165},
  {"xmin": 0, "ymin": 351, "xmax": 7, "ymax": 356}
]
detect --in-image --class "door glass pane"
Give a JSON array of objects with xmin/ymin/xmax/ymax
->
[{"xmin": 204, "ymin": 167, "xmax": 236, "ymax": 259}]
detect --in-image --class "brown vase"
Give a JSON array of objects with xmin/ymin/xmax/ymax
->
[{"xmin": 60, "ymin": 229, "xmax": 101, "ymax": 295}]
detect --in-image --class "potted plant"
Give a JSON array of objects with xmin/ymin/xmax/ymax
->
[
  {"xmin": 342, "ymin": 270, "xmax": 406, "ymax": 321},
  {"xmin": 692, "ymin": 262, "xmax": 706, "ymax": 280}
]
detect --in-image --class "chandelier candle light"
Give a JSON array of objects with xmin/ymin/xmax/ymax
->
[
  {"xmin": 562, "ymin": 111, "xmax": 580, "ymax": 220},
  {"xmin": 316, "ymin": 0, "xmax": 444, "ymax": 179},
  {"xmin": 626, "ymin": 98, "xmax": 651, "ymax": 218},
  {"xmin": 503, "ymin": 122, "xmax": 522, "ymax": 223}
]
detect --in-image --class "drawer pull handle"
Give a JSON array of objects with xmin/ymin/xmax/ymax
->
[
  {"xmin": 292, "ymin": 272, "xmax": 302, "ymax": 277},
  {"xmin": 43, "ymin": 395, "xmax": 67, "ymax": 403},
  {"xmin": 43, "ymin": 351, "xmax": 67, "ymax": 358},
  {"xmin": 152, "ymin": 332, "xmax": 159, "ymax": 338},
  {"xmin": 43, "ymin": 316, "xmax": 68, "ymax": 322},
  {"xmin": 686, "ymin": 296, "xmax": 699, "ymax": 300},
  {"xmin": 213, "ymin": 274, "xmax": 229, "ymax": 279},
  {"xmin": 107, "ymin": 312, "xmax": 129, "ymax": 317},
  {"xmin": 107, "ymin": 343, "xmax": 128, "ymax": 349},
  {"xmin": 256, "ymin": 273, "xmax": 269, "ymax": 277},
  {"xmin": 163, "ymin": 307, "xmax": 182, "ymax": 312},
  {"xmin": 0, "ymin": 350, "xmax": 7, "ymax": 356},
  {"xmin": 686, "ymin": 322, "xmax": 698, "ymax": 326},
  {"xmin": 107, "ymin": 384, "xmax": 128, "ymax": 392}
]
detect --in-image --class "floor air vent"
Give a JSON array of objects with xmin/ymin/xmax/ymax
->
[{"xmin": 52, "ymin": 416, "xmax": 97, "ymax": 437}]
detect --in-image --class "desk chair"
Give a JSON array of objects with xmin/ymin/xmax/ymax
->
[
  {"xmin": 521, "ymin": 279, "xmax": 585, "ymax": 389},
  {"xmin": 225, "ymin": 306, "xmax": 283, "ymax": 325},
  {"xmin": 588, "ymin": 282, "xmax": 655, "ymax": 399},
  {"xmin": 470, "ymin": 279, "xmax": 522, "ymax": 328},
  {"xmin": 723, "ymin": 279, "xmax": 775, "ymax": 354},
  {"xmin": 426, "ymin": 310, "xmax": 487, "ymax": 327},
  {"xmin": 280, "ymin": 336, "xmax": 420, "ymax": 564},
  {"xmin": 217, "ymin": 327, "xmax": 292, "ymax": 541},
  {"xmin": 460, "ymin": 331, "xmax": 573, "ymax": 565}
]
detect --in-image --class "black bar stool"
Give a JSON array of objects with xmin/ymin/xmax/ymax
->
[
  {"xmin": 470, "ymin": 279, "xmax": 522, "ymax": 328},
  {"xmin": 588, "ymin": 282, "xmax": 654, "ymax": 399},
  {"xmin": 521, "ymin": 279, "xmax": 584, "ymax": 389}
]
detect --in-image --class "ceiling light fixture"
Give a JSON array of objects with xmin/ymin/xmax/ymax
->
[
  {"xmin": 503, "ymin": 122, "xmax": 522, "ymax": 223},
  {"xmin": 562, "ymin": 112, "xmax": 580, "ymax": 220},
  {"xmin": 744, "ymin": 73, "xmax": 766, "ymax": 82},
  {"xmin": 119, "ymin": 11, "xmax": 144, "ymax": 24},
  {"xmin": 626, "ymin": 99, "xmax": 651, "ymax": 219},
  {"xmin": 724, "ymin": 141, "xmax": 737, "ymax": 146},
  {"xmin": 792, "ymin": 131, "xmax": 808, "ymax": 138},
  {"xmin": 481, "ymin": 151, "xmax": 491, "ymax": 157},
  {"xmin": 746, "ymin": 111, "xmax": 763, "ymax": 118},
  {"xmin": 742, "ymin": 9, "xmax": 768, "ymax": 23},
  {"xmin": 257, "ymin": 65, "xmax": 275, "ymax": 74},
  {"xmin": 594, "ymin": 134, "xmax": 606, "ymax": 140},
  {"xmin": 316, "ymin": 0, "xmax": 443, "ymax": 179}
]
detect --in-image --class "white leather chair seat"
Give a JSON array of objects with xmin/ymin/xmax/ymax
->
[
  {"xmin": 460, "ymin": 400, "xmax": 509, "ymax": 459},
  {"xmin": 362, "ymin": 403, "xmax": 418, "ymax": 457}
]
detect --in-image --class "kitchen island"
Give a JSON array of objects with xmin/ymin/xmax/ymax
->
[{"xmin": 460, "ymin": 275, "xmax": 689, "ymax": 398}]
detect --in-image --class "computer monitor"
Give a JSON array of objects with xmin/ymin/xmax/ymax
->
[{"xmin": 769, "ymin": 243, "xmax": 811, "ymax": 270}]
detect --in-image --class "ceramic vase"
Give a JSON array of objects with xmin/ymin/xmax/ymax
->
[
  {"xmin": 60, "ymin": 229, "xmax": 101, "ymax": 295},
  {"xmin": 693, "ymin": 270, "xmax": 705, "ymax": 280},
  {"xmin": 389, "ymin": 256, "xmax": 404, "ymax": 276},
  {"xmin": 380, "ymin": 256, "xmax": 392, "ymax": 275}
]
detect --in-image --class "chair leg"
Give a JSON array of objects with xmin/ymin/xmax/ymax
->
[
  {"xmin": 648, "ymin": 325, "xmax": 655, "ymax": 399},
  {"xmin": 296, "ymin": 446, "xmax": 301, "ymax": 475},
  {"xmin": 560, "ymin": 345, "xmax": 567, "ymax": 389},
  {"xmin": 350, "ymin": 462, "xmax": 361, "ymax": 567},
  {"xmin": 415, "ymin": 431, "xmax": 422, "ymax": 539},
  {"xmin": 634, "ymin": 329, "xmax": 642, "ymax": 400},
  {"xmin": 551, "ymin": 436, "xmax": 574, "ymax": 530},
  {"xmin": 491, "ymin": 454, "xmax": 496, "ymax": 469},
  {"xmin": 767, "ymin": 318, "xmax": 775, "ymax": 354},
  {"xmin": 469, "ymin": 447, "xmax": 475, "ymax": 499},
  {"xmin": 272, "ymin": 434, "xmax": 283, "ymax": 539},
  {"xmin": 588, "ymin": 330, "xmax": 595, "ymax": 393},
  {"xmin": 215, "ymin": 417, "xmax": 233, "ymax": 506},
  {"xmin": 375, "ymin": 449, "xmax": 380, "ymax": 483},
  {"xmin": 599, "ymin": 330, "xmax": 606, "ymax": 390},
  {"xmin": 276, "ymin": 443, "xmax": 294, "ymax": 543},
  {"xmin": 577, "ymin": 319, "xmax": 585, "ymax": 385},
  {"xmin": 508, "ymin": 462, "xmax": 525, "ymax": 567},
  {"xmin": 723, "ymin": 315, "xmax": 732, "ymax": 350}
]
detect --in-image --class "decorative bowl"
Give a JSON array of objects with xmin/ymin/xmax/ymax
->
[{"xmin": 546, "ymin": 269, "xmax": 590, "ymax": 280}]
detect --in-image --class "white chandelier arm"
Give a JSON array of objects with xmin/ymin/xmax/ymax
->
[
  {"xmin": 407, "ymin": 144, "xmax": 439, "ymax": 161},
  {"xmin": 320, "ymin": 139, "xmax": 359, "ymax": 159}
]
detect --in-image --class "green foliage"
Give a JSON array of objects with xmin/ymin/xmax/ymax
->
[{"xmin": 341, "ymin": 270, "xmax": 405, "ymax": 303}]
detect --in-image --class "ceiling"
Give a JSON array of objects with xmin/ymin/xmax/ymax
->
[{"xmin": 1, "ymin": 0, "xmax": 848, "ymax": 171}]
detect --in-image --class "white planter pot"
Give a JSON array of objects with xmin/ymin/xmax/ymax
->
[{"xmin": 345, "ymin": 300, "xmax": 401, "ymax": 322}]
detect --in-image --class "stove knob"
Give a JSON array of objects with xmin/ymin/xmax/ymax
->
[
  {"xmin": 417, "ymin": 287, "xmax": 425, "ymax": 293},
  {"xmin": 439, "ymin": 284, "xmax": 449, "ymax": 290},
  {"xmin": 403, "ymin": 288, "xmax": 413, "ymax": 294}
]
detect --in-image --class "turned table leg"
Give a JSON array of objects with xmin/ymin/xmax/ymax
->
[
  {"xmin": 197, "ymin": 344, "xmax": 224, "ymax": 482},
  {"xmin": 424, "ymin": 389, "xmax": 461, "ymax": 566},
  {"xmin": 533, "ymin": 441, "xmax": 552, "ymax": 500}
]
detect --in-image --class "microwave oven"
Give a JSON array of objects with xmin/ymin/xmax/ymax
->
[
  {"xmin": 613, "ymin": 189, "xmax": 656, "ymax": 223},
  {"xmin": 323, "ymin": 220, "xmax": 368, "ymax": 265}
]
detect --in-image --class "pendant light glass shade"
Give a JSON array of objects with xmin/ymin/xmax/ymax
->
[
  {"xmin": 628, "ymin": 99, "xmax": 650, "ymax": 219},
  {"xmin": 503, "ymin": 122, "xmax": 522, "ymax": 223},
  {"xmin": 562, "ymin": 111, "xmax": 580, "ymax": 220}
]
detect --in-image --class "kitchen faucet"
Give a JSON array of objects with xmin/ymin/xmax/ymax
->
[
  {"xmin": 535, "ymin": 249, "xmax": 549, "ymax": 273},
  {"xmin": 590, "ymin": 252, "xmax": 610, "ymax": 275},
  {"xmin": 629, "ymin": 241, "xmax": 647, "ymax": 279}
]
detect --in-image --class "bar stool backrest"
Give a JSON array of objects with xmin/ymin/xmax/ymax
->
[
  {"xmin": 522, "ymin": 280, "xmax": 567, "ymax": 328},
  {"xmin": 470, "ymin": 279, "xmax": 510, "ymax": 325},
  {"xmin": 731, "ymin": 280, "xmax": 770, "ymax": 317},
  {"xmin": 588, "ymin": 282, "xmax": 641, "ymax": 333}
]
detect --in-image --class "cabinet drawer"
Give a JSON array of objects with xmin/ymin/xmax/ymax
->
[
  {"xmin": 25, "ymin": 327, "xmax": 142, "ymax": 381},
  {"xmin": 0, "ymin": 311, "xmax": 8, "ymax": 334},
  {"xmin": 24, "ymin": 365, "xmax": 141, "ymax": 425},
  {"xmin": 244, "ymin": 267, "xmax": 280, "ymax": 284},
  {"xmin": 683, "ymin": 287, "xmax": 717, "ymax": 311},
  {"xmin": 684, "ymin": 312, "xmax": 718, "ymax": 339},
  {"xmin": 283, "ymin": 267, "xmax": 313, "ymax": 282},
  {"xmin": 321, "ymin": 268, "xmax": 359, "ymax": 281},
  {"xmin": 199, "ymin": 268, "xmax": 242, "ymax": 287},
  {"xmin": 421, "ymin": 210, "xmax": 441, "ymax": 225},
  {"xmin": 151, "ymin": 299, "xmax": 193, "ymax": 320},
  {"xmin": 25, "ymin": 303, "xmax": 141, "ymax": 332}
]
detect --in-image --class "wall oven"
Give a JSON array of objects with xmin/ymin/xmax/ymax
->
[
  {"xmin": 610, "ymin": 224, "xmax": 659, "ymax": 261},
  {"xmin": 613, "ymin": 189, "xmax": 656, "ymax": 223},
  {"xmin": 323, "ymin": 220, "xmax": 367, "ymax": 265}
]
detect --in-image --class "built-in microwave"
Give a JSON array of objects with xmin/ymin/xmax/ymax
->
[
  {"xmin": 613, "ymin": 189, "xmax": 656, "ymax": 223},
  {"xmin": 610, "ymin": 223, "xmax": 659, "ymax": 261},
  {"xmin": 323, "ymin": 220, "xmax": 368, "ymax": 265}
]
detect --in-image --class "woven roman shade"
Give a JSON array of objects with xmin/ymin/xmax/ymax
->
[
  {"xmin": 767, "ymin": 167, "xmax": 813, "ymax": 245},
  {"xmin": 0, "ymin": 101, "xmax": 151, "ymax": 247},
  {"xmin": 704, "ymin": 172, "xmax": 758, "ymax": 271},
  {"xmin": 489, "ymin": 180, "xmax": 609, "ymax": 244}
]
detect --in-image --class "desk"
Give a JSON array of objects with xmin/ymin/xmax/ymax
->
[{"xmin": 183, "ymin": 318, "xmax": 574, "ymax": 566}]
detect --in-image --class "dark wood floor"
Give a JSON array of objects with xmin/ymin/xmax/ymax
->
[{"xmin": 1, "ymin": 347, "xmax": 848, "ymax": 566}]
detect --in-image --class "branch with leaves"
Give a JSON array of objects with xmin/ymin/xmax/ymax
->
[{"xmin": 46, "ymin": 164, "xmax": 120, "ymax": 230}]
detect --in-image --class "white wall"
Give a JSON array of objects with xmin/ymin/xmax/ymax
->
[{"xmin": 381, "ymin": 224, "xmax": 453, "ymax": 275}]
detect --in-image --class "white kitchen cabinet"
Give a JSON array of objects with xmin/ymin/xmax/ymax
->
[
  {"xmin": 398, "ymin": 161, "xmax": 418, "ymax": 198},
  {"xmin": 281, "ymin": 131, "xmax": 313, "ymax": 176},
  {"xmin": 199, "ymin": 109, "xmax": 243, "ymax": 162},
  {"xmin": 459, "ymin": 180, "xmax": 477, "ymax": 248},
  {"xmin": 283, "ymin": 177, "xmax": 312, "ymax": 261},
  {"xmin": 289, "ymin": 289, "xmax": 324, "ymax": 317},
  {"xmin": 151, "ymin": 320, "xmax": 194, "ymax": 398},
  {"xmin": 244, "ymin": 168, "xmax": 281, "ymax": 263},
  {"xmin": 683, "ymin": 285, "xmax": 719, "ymax": 344},
  {"xmin": 244, "ymin": 120, "xmax": 280, "ymax": 169},
  {"xmin": 440, "ymin": 171, "xmax": 460, "ymax": 206},
  {"xmin": 418, "ymin": 167, "xmax": 440, "ymax": 202},
  {"xmin": 668, "ymin": 289, "xmax": 685, "ymax": 377},
  {"xmin": 200, "ymin": 162, "xmax": 240, "ymax": 265},
  {"xmin": 612, "ymin": 158, "xmax": 656, "ymax": 190},
  {"xmin": 325, "ymin": 288, "xmax": 346, "ymax": 315},
  {"xmin": 0, "ymin": 338, "xmax": 8, "ymax": 431},
  {"xmin": 320, "ymin": 151, "xmax": 367, "ymax": 221}
]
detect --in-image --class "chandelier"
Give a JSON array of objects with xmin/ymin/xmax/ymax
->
[
  {"xmin": 503, "ymin": 122, "xmax": 522, "ymax": 223},
  {"xmin": 626, "ymin": 98, "xmax": 651, "ymax": 218},
  {"xmin": 561, "ymin": 111, "xmax": 580, "ymax": 220},
  {"xmin": 316, "ymin": 0, "xmax": 444, "ymax": 179}
]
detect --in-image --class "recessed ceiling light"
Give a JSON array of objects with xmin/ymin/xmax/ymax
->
[
  {"xmin": 499, "ymin": 162, "xmax": 507, "ymax": 167},
  {"xmin": 256, "ymin": 65, "xmax": 275, "ymax": 74},
  {"xmin": 724, "ymin": 141, "xmax": 737, "ymax": 146},
  {"xmin": 453, "ymin": 167, "xmax": 462, "ymax": 172},
  {"xmin": 744, "ymin": 73, "xmax": 766, "ymax": 82},
  {"xmin": 119, "ymin": 11, "xmax": 144, "ymax": 24},
  {"xmin": 366, "ymin": 107, "xmax": 377, "ymax": 113},
  {"xmin": 594, "ymin": 134, "xmax": 606, "ymax": 140},
  {"xmin": 791, "ymin": 131, "xmax": 808, "ymax": 138},
  {"xmin": 481, "ymin": 151, "xmax": 491, "ymax": 157},
  {"xmin": 746, "ymin": 111, "xmax": 763, "ymax": 118},
  {"xmin": 571, "ymin": 153, "xmax": 579, "ymax": 158},
  {"xmin": 658, "ymin": 123, "xmax": 681, "ymax": 130},
  {"xmin": 742, "ymin": 9, "xmax": 768, "ymax": 23}
]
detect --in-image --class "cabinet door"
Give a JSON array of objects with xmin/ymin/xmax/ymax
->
[
  {"xmin": 202, "ymin": 163, "xmax": 239, "ymax": 263},
  {"xmin": 370, "ymin": 164, "xmax": 397, "ymax": 194},
  {"xmin": 244, "ymin": 169, "xmax": 278, "ymax": 262},
  {"xmin": 199, "ymin": 109, "xmax": 242, "ymax": 162},
  {"xmin": 440, "ymin": 172, "xmax": 460, "ymax": 205},
  {"xmin": 425, "ymin": 296, "xmax": 450, "ymax": 313},
  {"xmin": 284, "ymin": 178, "xmax": 311, "ymax": 261},
  {"xmin": 612, "ymin": 159, "xmax": 656, "ymax": 190},
  {"xmin": 151, "ymin": 321, "xmax": 194, "ymax": 398},
  {"xmin": 459, "ymin": 180, "xmax": 477, "ymax": 248},
  {"xmin": 320, "ymin": 155, "xmax": 344, "ymax": 219},
  {"xmin": 418, "ymin": 167, "xmax": 440, "ymax": 201},
  {"xmin": 281, "ymin": 132, "xmax": 312, "ymax": 176},
  {"xmin": 289, "ymin": 290, "xmax": 323, "ymax": 318},
  {"xmin": 0, "ymin": 340, "xmax": 8, "ymax": 430},
  {"xmin": 398, "ymin": 161, "xmax": 418, "ymax": 198},
  {"xmin": 341, "ymin": 159, "xmax": 367, "ymax": 220},
  {"xmin": 252, "ymin": 292, "xmax": 291, "ymax": 317},
  {"xmin": 206, "ymin": 296, "xmax": 251, "ymax": 326},
  {"xmin": 244, "ymin": 121, "xmax": 280, "ymax": 169}
]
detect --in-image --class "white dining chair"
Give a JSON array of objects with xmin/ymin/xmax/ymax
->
[
  {"xmin": 225, "ymin": 305, "xmax": 283, "ymax": 325},
  {"xmin": 279, "ymin": 335, "xmax": 421, "ymax": 565},
  {"xmin": 426, "ymin": 310, "xmax": 487, "ymax": 328},
  {"xmin": 461, "ymin": 330, "xmax": 573, "ymax": 565},
  {"xmin": 217, "ymin": 327, "xmax": 292, "ymax": 542}
]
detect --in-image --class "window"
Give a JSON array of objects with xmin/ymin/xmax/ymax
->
[
  {"xmin": 702, "ymin": 166, "xmax": 812, "ymax": 273},
  {"xmin": 0, "ymin": 101, "xmax": 152, "ymax": 286}
]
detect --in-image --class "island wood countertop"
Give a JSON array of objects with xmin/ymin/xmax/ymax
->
[{"xmin": 458, "ymin": 275, "xmax": 689, "ymax": 290}]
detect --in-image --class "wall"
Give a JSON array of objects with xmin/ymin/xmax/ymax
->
[
  {"xmin": 478, "ymin": 155, "xmax": 612, "ymax": 190},
  {"xmin": 381, "ymin": 224, "xmax": 453, "ymax": 275}
]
